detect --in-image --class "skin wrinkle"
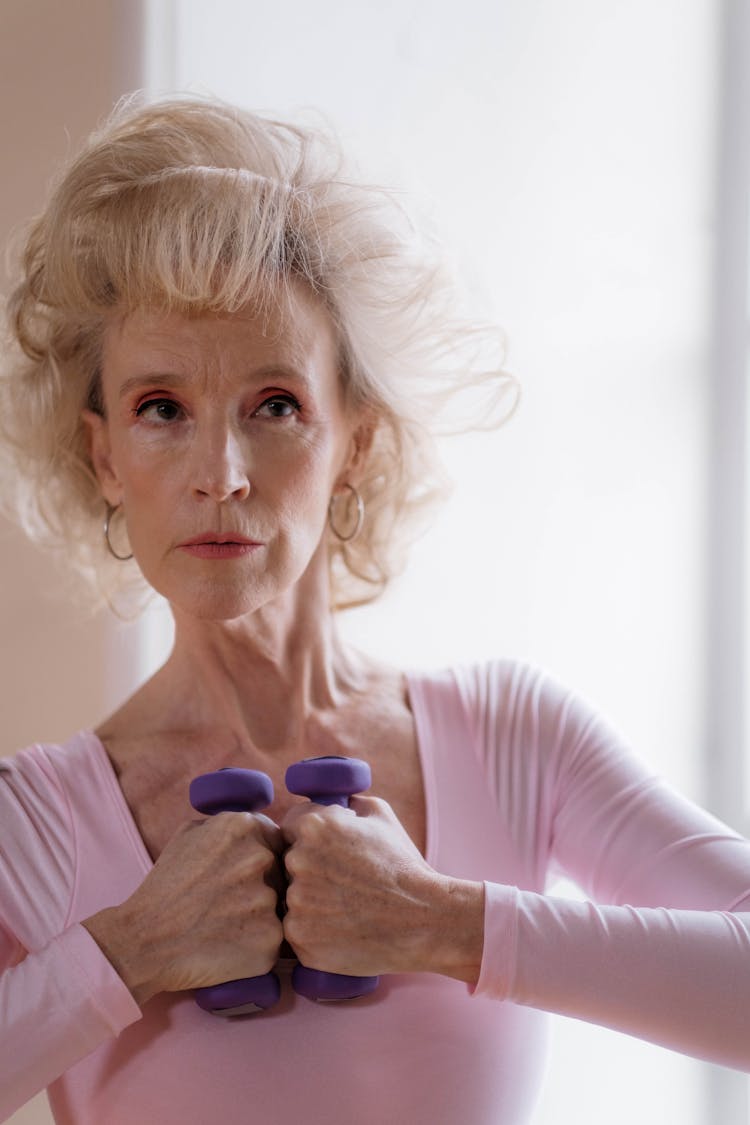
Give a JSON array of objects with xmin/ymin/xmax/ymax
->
[{"xmin": 84, "ymin": 288, "xmax": 358, "ymax": 626}]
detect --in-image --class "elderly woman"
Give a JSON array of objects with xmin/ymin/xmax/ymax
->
[{"xmin": 0, "ymin": 96, "xmax": 748, "ymax": 1125}]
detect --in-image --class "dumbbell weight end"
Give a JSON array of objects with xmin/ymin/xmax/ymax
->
[
  {"xmin": 285, "ymin": 755, "xmax": 380, "ymax": 1002},
  {"xmin": 189, "ymin": 768, "xmax": 280, "ymax": 1016}
]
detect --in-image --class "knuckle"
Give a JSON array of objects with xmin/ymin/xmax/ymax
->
[
  {"xmin": 233, "ymin": 810, "xmax": 258, "ymax": 834},
  {"xmin": 283, "ymin": 848, "xmax": 299, "ymax": 877},
  {"xmin": 284, "ymin": 844, "xmax": 315, "ymax": 878},
  {"xmin": 209, "ymin": 811, "xmax": 248, "ymax": 844},
  {"xmin": 296, "ymin": 810, "xmax": 326, "ymax": 841},
  {"xmin": 284, "ymin": 881, "xmax": 302, "ymax": 911},
  {"xmin": 282, "ymin": 913, "xmax": 304, "ymax": 948},
  {"xmin": 257, "ymin": 883, "xmax": 279, "ymax": 912},
  {"xmin": 260, "ymin": 852, "xmax": 279, "ymax": 881}
]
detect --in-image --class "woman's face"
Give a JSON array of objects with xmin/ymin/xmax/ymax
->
[{"xmin": 85, "ymin": 285, "xmax": 363, "ymax": 619}]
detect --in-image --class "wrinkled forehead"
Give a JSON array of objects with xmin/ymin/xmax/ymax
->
[{"xmin": 100, "ymin": 281, "xmax": 342, "ymax": 390}]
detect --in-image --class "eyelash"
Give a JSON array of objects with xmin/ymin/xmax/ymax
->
[
  {"xmin": 256, "ymin": 393, "xmax": 302, "ymax": 419},
  {"xmin": 132, "ymin": 393, "xmax": 302, "ymax": 423},
  {"xmin": 133, "ymin": 398, "xmax": 182, "ymax": 422}
]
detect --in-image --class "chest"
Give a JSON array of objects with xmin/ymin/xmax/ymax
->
[{"xmin": 104, "ymin": 706, "xmax": 426, "ymax": 862}]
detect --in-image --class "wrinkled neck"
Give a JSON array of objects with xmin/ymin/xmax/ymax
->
[{"xmin": 154, "ymin": 548, "xmax": 368, "ymax": 750}]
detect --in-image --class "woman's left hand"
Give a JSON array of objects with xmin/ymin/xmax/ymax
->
[{"xmin": 280, "ymin": 796, "xmax": 484, "ymax": 983}]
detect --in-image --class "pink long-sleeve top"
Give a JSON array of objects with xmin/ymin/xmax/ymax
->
[{"xmin": 1, "ymin": 660, "xmax": 749, "ymax": 1124}]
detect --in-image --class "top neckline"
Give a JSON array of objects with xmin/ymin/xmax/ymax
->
[{"xmin": 74, "ymin": 667, "xmax": 440, "ymax": 870}]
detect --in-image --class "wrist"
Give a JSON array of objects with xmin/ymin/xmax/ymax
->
[
  {"xmin": 83, "ymin": 903, "xmax": 159, "ymax": 1007},
  {"xmin": 419, "ymin": 875, "xmax": 485, "ymax": 984}
]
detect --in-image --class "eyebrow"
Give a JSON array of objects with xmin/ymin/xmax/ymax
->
[{"xmin": 117, "ymin": 365, "xmax": 313, "ymax": 401}]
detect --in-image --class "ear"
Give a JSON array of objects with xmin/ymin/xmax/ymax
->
[
  {"xmin": 81, "ymin": 409, "xmax": 124, "ymax": 507},
  {"xmin": 338, "ymin": 410, "xmax": 377, "ymax": 487}
]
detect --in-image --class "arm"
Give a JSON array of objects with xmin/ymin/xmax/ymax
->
[
  {"xmin": 0, "ymin": 747, "xmax": 284, "ymax": 1120},
  {"xmin": 282, "ymin": 662, "xmax": 750, "ymax": 1070},
  {"xmin": 472, "ymin": 662, "xmax": 750, "ymax": 1070},
  {"xmin": 0, "ymin": 925, "xmax": 141, "ymax": 1121},
  {"xmin": 0, "ymin": 750, "xmax": 141, "ymax": 1121},
  {"xmin": 281, "ymin": 792, "xmax": 750, "ymax": 1069},
  {"xmin": 477, "ymin": 882, "xmax": 750, "ymax": 1070}
]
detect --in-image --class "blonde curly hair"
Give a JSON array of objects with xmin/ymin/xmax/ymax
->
[{"xmin": 0, "ymin": 94, "xmax": 516, "ymax": 611}]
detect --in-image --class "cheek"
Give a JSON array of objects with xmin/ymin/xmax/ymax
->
[
  {"xmin": 119, "ymin": 468, "xmax": 179, "ymax": 518},
  {"xmin": 274, "ymin": 434, "xmax": 342, "ymax": 509},
  {"xmin": 111, "ymin": 431, "xmax": 185, "ymax": 499},
  {"xmin": 259, "ymin": 449, "xmax": 341, "ymax": 576},
  {"xmin": 272, "ymin": 467, "xmax": 331, "ymax": 552},
  {"xmin": 114, "ymin": 458, "xmax": 184, "ymax": 566}
]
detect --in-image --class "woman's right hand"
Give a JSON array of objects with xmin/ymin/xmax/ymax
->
[{"xmin": 82, "ymin": 812, "xmax": 284, "ymax": 1006}]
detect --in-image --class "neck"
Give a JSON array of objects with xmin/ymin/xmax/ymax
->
[{"xmin": 151, "ymin": 552, "xmax": 371, "ymax": 753}]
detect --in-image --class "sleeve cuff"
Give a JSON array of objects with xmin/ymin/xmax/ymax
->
[
  {"xmin": 469, "ymin": 881, "xmax": 520, "ymax": 1000},
  {"xmin": 60, "ymin": 923, "xmax": 143, "ymax": 1034}
]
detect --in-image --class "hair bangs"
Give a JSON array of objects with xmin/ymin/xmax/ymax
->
[{"xmin": 51, "ymin": 165, "xmax": 315, "ymax": 319}]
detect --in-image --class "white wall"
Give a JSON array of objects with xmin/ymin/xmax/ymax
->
[
  {"xmin": 170, "ymin": 0, "xmax": 713, "ymax": 798},
  {"xmin": 169, "ymin": 1, "xmax": 718, "ymax": 1123}
]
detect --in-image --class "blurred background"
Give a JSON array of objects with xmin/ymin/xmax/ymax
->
[{"xmin": 1, "ymin": 1, "xmax": 748, "ymax": 1122}]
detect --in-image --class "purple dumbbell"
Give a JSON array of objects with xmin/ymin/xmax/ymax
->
[
  {"xmin": 285, "ymin": 755, "xmax": 379, "ymax": 1001},
  {"xmin": 189, "ymin": 767, "xmax": 281, "ymax": 1016}
]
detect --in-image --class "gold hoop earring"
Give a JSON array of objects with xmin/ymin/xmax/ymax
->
[
  {"xmin": 328, "ymin": 483, "xmax": 364, "ymax": 543},
  {"xmin": 104, "ymin": 504, "xmax": 134, "ymax": 561}
]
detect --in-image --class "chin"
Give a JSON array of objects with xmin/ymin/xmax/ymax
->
[
  {"xmin": 186, "ymin": 600, "xmax": 262, "ymax": 623},
  {"xmin": 184, "ymin": 587, "xmax": 272, "ymax": 622},
  {"xmin": 152, "ymin": 570, "xmax": 276, "ymax": 622},
  {"xmin": 146, "ymin": 546, "xmax": 317, "ymax": 622}
]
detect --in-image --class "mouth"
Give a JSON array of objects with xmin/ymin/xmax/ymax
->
[
  {"xmin": 177, "ymin": 533, "xmax": 264, "ymax": 559},
  {"xmin": 178, "ymin": 533, "xmax": 263, "ymax": 547}
]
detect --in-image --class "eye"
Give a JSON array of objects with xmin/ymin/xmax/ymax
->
[
  {"xmin": 134, "ymin": 397, "xmax": 184, "ymax": 423},
  {"xmin": 254, "ymin": 394, "xmax": 302, "ymax": 419}
]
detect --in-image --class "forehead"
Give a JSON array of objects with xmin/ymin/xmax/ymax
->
[{"xmin": 101, "ymin": 283, "xmax": 340, "ymax": 385}]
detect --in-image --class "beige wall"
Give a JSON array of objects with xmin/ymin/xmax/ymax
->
[
  {"xmin": 0, "ymin": 0, "xmax": 147, "ymax": 753},
  {"xmin": 0, "ymin": 2, "xmax": 147, "ymax": 1120}
]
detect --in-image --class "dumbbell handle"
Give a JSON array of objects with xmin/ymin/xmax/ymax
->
[
  {"xmin": 286, "ymin": 755, "xmax": 380, "ymax": 1001},
  {"xmin": 189, "ymin": 768, "xmax": 281, "ymax": 1016}
]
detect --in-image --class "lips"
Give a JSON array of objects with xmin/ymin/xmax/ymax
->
[
  {"xmin": 177, "ymin": 532, "xmax": 264, "ymax": 559},
  {"xmin": 178, "ymin": 532, "xmax": 262, "ymax": 547}
]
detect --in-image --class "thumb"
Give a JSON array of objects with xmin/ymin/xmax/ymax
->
[{"xmin": 347, "ymin": 794, "xmax": 393, "ymax": 820}]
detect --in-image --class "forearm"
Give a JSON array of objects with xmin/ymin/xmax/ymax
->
[
  {"xmin": 83, "ymin": 903, "xmax": 160, "ymax": 1008},
  {"xmin": 477, "ymin": 883, "xmax": 750, "ymax": 1071},
  {"xmin": 0, "ymin": 925, "xmax": 141, "ymax": 1119},
  {"xmin": 408, "ymin": 874, "xmax": 485, "ymax": 983}
]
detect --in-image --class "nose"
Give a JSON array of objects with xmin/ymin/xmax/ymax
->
[{"xmin": 192, "ymin": 423, "xmax": 251, "ymax": 503}]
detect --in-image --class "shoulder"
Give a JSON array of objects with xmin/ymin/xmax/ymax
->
[
  {"xmin": 0, "ymin": 731, "xmax": 105, "ymax": 826},
  {"xmin": 1, "ymin": 738, "xmax": 72, "ymax": 827},
  {"xmin": 409, "ymin": 658, "xmax": 631, "ymax": 774},
  {"xmin": 409, "ymin": 657, "xmax": 584, "ymax": 724}
]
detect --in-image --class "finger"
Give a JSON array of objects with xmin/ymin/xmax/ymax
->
[
  {"xmin": 280, "ymin": 801, "xmax": 354, "ymax": 845},
  {"xmin": 279, "ymin": 801, "xmax": 311, "ymax": 844},
  {"xmin": 253, "ymin": 812, "xmax": 285, "ymax": 853},
  {"xmin": 347, "ymin": 794, "xmax": 392, "ymax": 819},
  {"xmin": 208, "ymin": 809, "xmax": 284, "ymax": 854}
]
